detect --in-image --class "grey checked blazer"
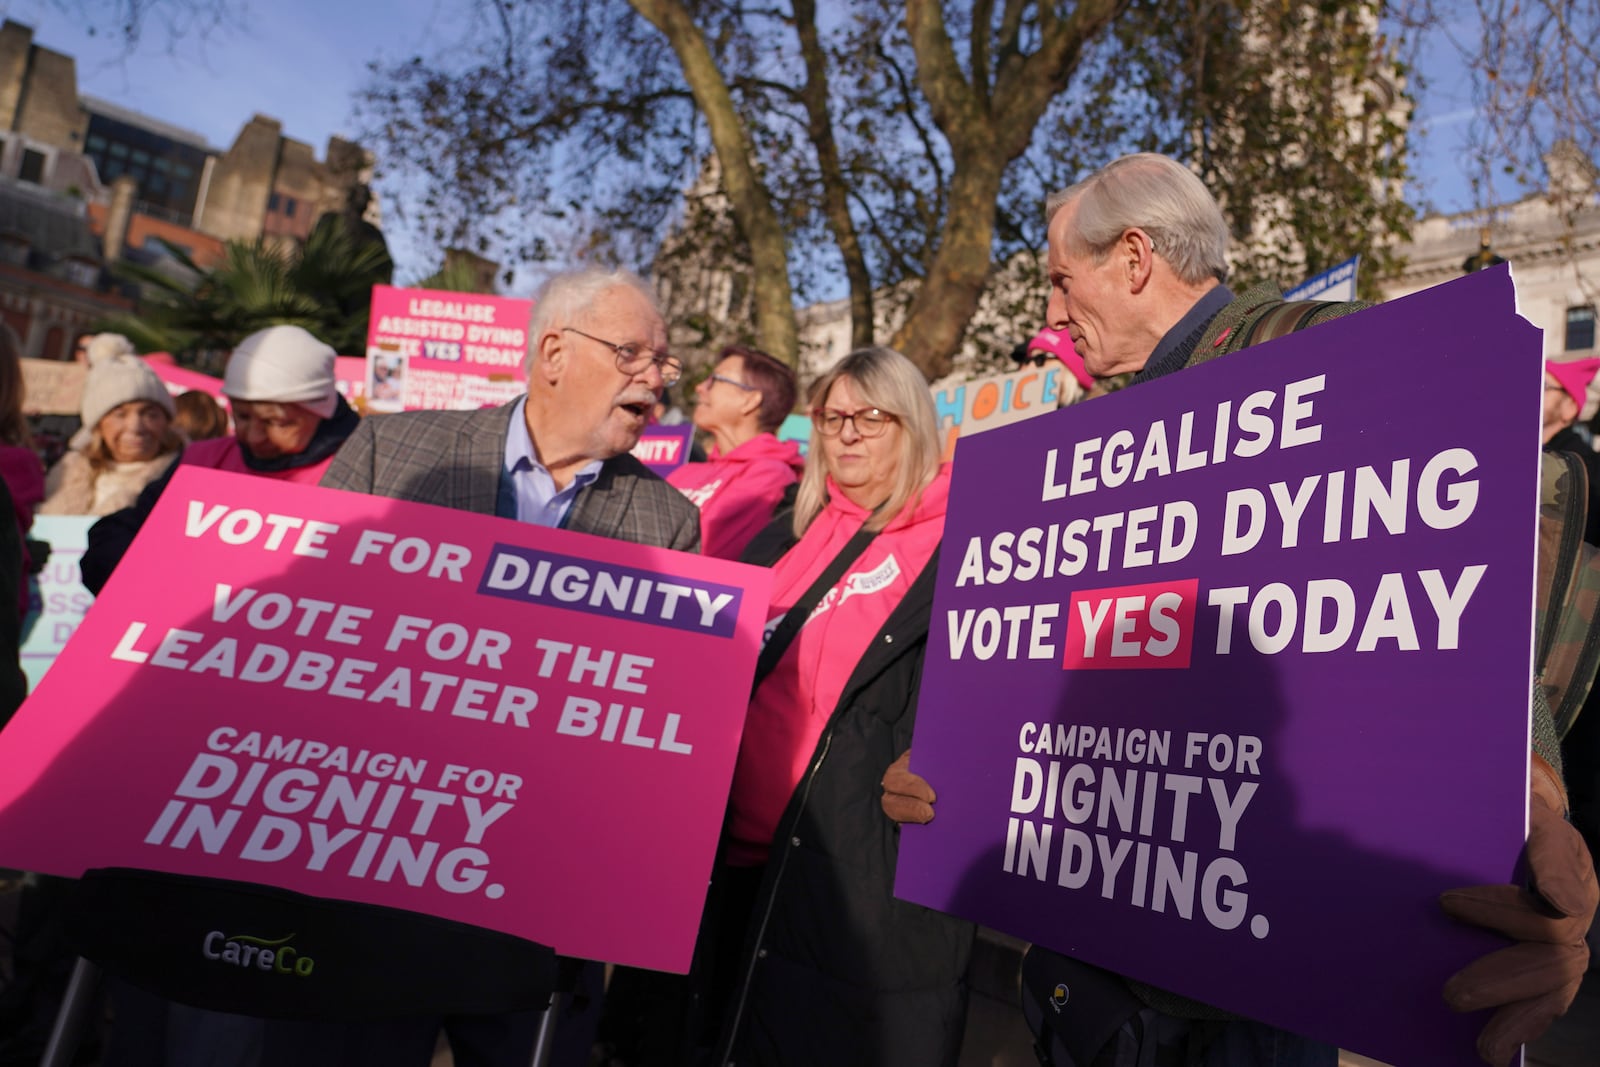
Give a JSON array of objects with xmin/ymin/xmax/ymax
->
[{"xmin": 320, "ymin": 401, "xmax": 701, "ymax": 552}]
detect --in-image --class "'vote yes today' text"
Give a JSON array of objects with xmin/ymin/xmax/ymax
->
[{"xmin": 946, "ymin": 373, "xmax": 1486, "ymax": 670}]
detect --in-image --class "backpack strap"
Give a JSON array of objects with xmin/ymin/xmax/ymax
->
[
  {"xmin": 750, "ymin": 520, "xmax": 878, "ymax": 694},
  {"xmin": 1188, "ymin": 285, "xmax": 1369, "ymax": 371},
  {"xmin": 1231, "ymin": 300, "xmax": 1331, "ymax": 352}
]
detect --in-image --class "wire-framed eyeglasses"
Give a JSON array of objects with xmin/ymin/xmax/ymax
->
[
  {"xmin": 563, "ymin": 327, "xmax": 683, "ymax": 386},
  {"xmin": 704, "ymin": 373, "xmax": 757, "ymax": 392},
  {"xmin": 811, "ymin": 407, "xmax": 898, "ymax": 438}
]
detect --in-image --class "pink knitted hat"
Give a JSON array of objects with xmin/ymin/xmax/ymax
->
[
  {"xmin": 1028, "ymin": 328, "xmax": 1093, "ymax": 391},
  {"xmin": 1545, "ymin": 357, "xmax": 1600, "ymax": 414}
]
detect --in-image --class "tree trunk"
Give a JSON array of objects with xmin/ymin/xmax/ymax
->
[
  {"xmin": 629, "ymin": 0, "xmax": 800, "ymax": 366},
  {"xmin": 895, "ymin": 0, "xmax": 1129, "ymax": 379},
  {"xmin": 891, "ymin": 161, "xmax": 1008, "ymax": 379}
]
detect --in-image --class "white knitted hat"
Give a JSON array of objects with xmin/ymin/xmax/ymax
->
[
  {"xmin": 84, "ymin": 332, "xmax": 136, "ymax": 365},
  {"xmin": 80, "ymin": 349, "xmax": 175, "ymax": 430},
  {"xmin": 224, "ymin": 325, "xmax": 338, "ymax": 419}
]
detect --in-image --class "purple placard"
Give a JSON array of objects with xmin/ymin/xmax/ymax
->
[
  {"xmin": 633, "ymin": 425, "xmax": 694, "ymax": 474},
  {"xmin": 896, "ymin": 266, "xmax": 1537, "ymax": 1067},
  {"xmin": 476, "ymin": 544, "xmax": 744, "ymax": 637}
]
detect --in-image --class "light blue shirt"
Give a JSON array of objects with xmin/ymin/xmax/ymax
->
[{"xmin": 500, "ymin": 398, "xmax": 603, "ymax": 527}]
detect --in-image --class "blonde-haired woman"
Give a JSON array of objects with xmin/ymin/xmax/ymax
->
[
  {"xmin": 711, "ymin": 346, "xmax": 974, "ymax": 1066},
  {"xmin": 40, "ymin": 343, "xmax": 180, "ymax": 516}
]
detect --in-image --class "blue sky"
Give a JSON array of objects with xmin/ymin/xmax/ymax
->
[
  {"xmin": 10, "ymin": 0, "xmax": 452, "ymax": 281},
  {"xmin": 9, "ymin": 1, "xmax": 1487, "ymax": 287}
]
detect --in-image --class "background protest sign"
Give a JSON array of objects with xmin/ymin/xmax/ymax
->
[
  {"xmin": 934, "ymin": 365, "xmax": 1066, "ymax": 460},
  {"xmin": 334, "ymin": 355, "xmax": 368, "ymax": 407},
  {"xmin": 1284, "ymin": 256, "xmax": 1361, "ymax": 303},
  {"xmin": 366, "ymin": 286, "xmax": 531, "ymax": 413},
  {"xmin": 20, "ymin": 358, "xmax": 86, "ymax": 415},
  {"xmin": 896, "ymin": 266, "xmax": 1537, "ymax": 1067},
  {"xmin": 632, "ymin": 424, "xmax": 693, "ymax": 475},
  {"xmin": 20, "ymin": 516, "xmax": 96, "ymax": 689},
  {"xmin": 145, "ymin": 353, "xmax": 225, "ymax": 399},
  {"xmin": 777, "ymin": 413, "xmax": 811, "ymax": 454},
  {"xmin": 0, "ymin": 467, "xmax": 772, "ymax": 973}
]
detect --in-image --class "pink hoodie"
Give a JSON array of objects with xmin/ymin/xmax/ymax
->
[
  {"xmin": 726, "ymin": 464, "xmax": 950, "ymax": 865},
  {"xmin": 667, "ymin": 432, "xmax": 804, "ymax": 561}
]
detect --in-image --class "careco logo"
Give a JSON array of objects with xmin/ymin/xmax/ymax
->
[{"xmin": 201, "ymin": 930, "xmax": 315, "ymax": 976}]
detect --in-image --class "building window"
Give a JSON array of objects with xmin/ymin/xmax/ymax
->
[
  {"xmin": 284, "ymin": 196, "xmax": 296, "ymax": 218},
  {"xmin": 1567, "ymin": 306, "xmax": 1596, "ymax": 351},
  {"xmin": 18, "ymin": 149, "xmax": 45, "ymax": 184},
  {"xmin": 0, "ymin": 236, "xmax": 28, "ymax": 266},
  {"xmin": 268, "ymin": 192, "xmax": 280, "ymax": 212},
  {"xmin": 142, "ymin": 235, "xmax": 190, "ymax": 258},
  {"xmin": 60, "ymin": 260, "xmax": 99, "ymax": 289}
]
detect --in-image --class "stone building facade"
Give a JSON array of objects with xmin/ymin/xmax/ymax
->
[
  {"xmin": 0, "ymin": 19, "xmax": 379, "ymax": 360},
  {"xmin": 1382, "ymin": 145, "xmax": 1600, "ymax": 366}
]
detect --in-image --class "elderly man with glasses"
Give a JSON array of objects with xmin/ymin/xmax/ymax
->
[
  {"xmin": 324, "ymin": 267, "xmax": 700, "ymax": 550},
  {"xmin": 318, "ymin": 270, "xmax": 700, "ymax": 1066}
]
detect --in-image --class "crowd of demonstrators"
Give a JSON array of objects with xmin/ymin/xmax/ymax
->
[
  {"xmin": 665, "ymin": 344, "xmax": 803, "ymax": 560},
  {"xmin": 0, "ymin": 165, "xmax": 1593, "ymax": 1067},
  {"xmin": 81, "ymin": 325, "xmax": 360, "ymax": 595},
  {"xmin": 39, "ymin": 334, "xmax": 180, "ymax": 518}
]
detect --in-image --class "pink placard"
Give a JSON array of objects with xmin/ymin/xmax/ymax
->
[
  {"xmin": 0, "ymin": 467, "xmax": 771, "ymax": 973},
  {"xmin": 366, "ymin": 286, "xmax": 532, "ymax": 412},
  {"xmin": 145, "ymin": 353, "xmax": 225, "ymax": 399},
  {"xmin": 334, "ymin": 356, "xmax": 368, "ymax": 404}
]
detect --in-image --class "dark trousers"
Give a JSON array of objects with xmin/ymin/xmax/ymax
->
[{"xmin": 597, "ymin": 862, "xmax": 764, "ymax": 1066}]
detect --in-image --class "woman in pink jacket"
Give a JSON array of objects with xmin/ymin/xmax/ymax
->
[
  {"xmin": 714, "ymin": 347, "xmax": 973, "ymax": 1066},
  {"xmin": 668, "ymin": 345, "xmax": 802, "ymax": 560}
]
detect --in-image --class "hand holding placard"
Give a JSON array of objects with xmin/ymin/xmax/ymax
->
[
  {"xmin": 1440, "ymin": 753, "xmax": 1599, "ymax": 1066},
  {"xmin": 881, "ymin": 750, "xmax": 936, "ymax": 825}
]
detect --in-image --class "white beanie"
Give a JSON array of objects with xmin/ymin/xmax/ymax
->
[
  {"xmin": 84, "ymin": 332, "xmax": 136, "ymax": 365},
  {"xmin": 224, "ymin": 325, "xmax": 338, "ymax": 419},
  {"xmin": 80, "ymin": 350, "xmax": 176, "ymax": 430}
]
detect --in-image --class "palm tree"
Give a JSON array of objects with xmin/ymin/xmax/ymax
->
[{"xmin": 99, "ymin": 214, "xmax": 394, "ymax": 364}]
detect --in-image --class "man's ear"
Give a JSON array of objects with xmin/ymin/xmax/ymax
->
[
  {"xmin": 533, "ymin": 328, "xmax": 565, "ymax": 384},
  {"xmin": 1123, "ymin": 228, "xmax": 1155, "ymax": 293}
]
